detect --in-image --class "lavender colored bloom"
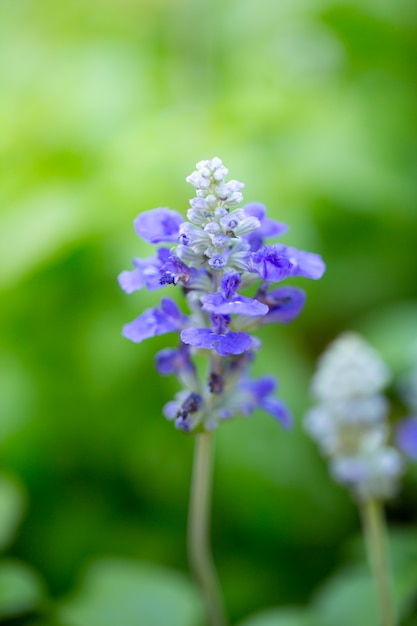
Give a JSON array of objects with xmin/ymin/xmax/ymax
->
[
  {"xmin": 122, "ymin": 298, "xmax": 187, "ymax": 343},
  {"xmin": 256, "ymin": 285, "xmax": 306, "ymax": 324},
  {"xmin": 118, "ymin": 248, "xmax": 171, "ymax": 293},
  {"xmin": 396, "ymin": 417, "xmax": 417, "ymax": 460},
  {"xmin": 119, "ymin": 157, "xmax": 325, "ymax": 432},
  {"xmin": 155, "ymin": 343, "xmax": 194, "ymax": 375},
  {"xmin": 236, "ymin": 376, "xmax": 292, "ymax": 427},
  {"xmin": 249, "ymin": 244, "xmax": 325, "ymax": 283},
  {"xmin": 134, "ymin": 208, "xmax": 184, "ymax": 244}
]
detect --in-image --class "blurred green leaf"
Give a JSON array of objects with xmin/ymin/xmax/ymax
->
[
  {"xmin": 58, "ymin": 558, "xmax": 204, "ymax": 626},
  {"xmin": 238, "ymin": 607, "xmax": 318, "ymax": 626},
  {"xmin": 0, "ymin": 559, "xmax": 46, "ymax": 619},
  {"xmin": 311, "ymin": 535, "xmax": 417, "ymax": 626},
  {"xmin": 0, "ymin": 473, "xmax": 26, "ymax": 551},
  {"xmin": 311, "ymin": 565, "xmax": 379, "ymax": 626}
]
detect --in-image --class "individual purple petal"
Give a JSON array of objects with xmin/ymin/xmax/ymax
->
[
  {"xmin": 122, "ymin": 297, "xmax": 186, "ymax": 343},
  {"xmin": 122, "ymin": 309, "xmax": 173, "ymax": 343},
  {"xmin": 202, "ymin": 292, "xmax": 268, "ymax": 316},
  {"xmin": 242, "ymin": 376, "xmax": 276, "ymax": 398},
  {"xmin": 118, "ymin": 267, "xmax": 146, "ymax": 294},
  {"xmin": 286, "ymin": 246, "xmax": 326, "ymax": 280},
  {"xmin": 155, "ymin": 348, "xmax": 180, "ymax": 375},
  {"xmin": 134, "ymin": 208, "xmax": 184, "ymax": 244},
  {"xmin": 396, "ymin": 417, "xmax": 417, "ymax": 460},
  {"xmin": 215, "ymin": 332, "xmax": 252, "ymax": 356},
  {"xmin": 257, "ymin": 286, "xmax": 306, "ymax": 324},
  {"xmin": 154, "ymin": 343, "xmax": 193, "ymax": 375},
  {"xmin": 163, "ymin": 401, "xmax": 180, "ymax": 421},
  {"xmin": 160, "ymin": 297, "xmax": 186, "ymax": 322},
  {"xmin": 259, "ymin": 397, "xmax": 292, "ymax": 428},
  {"xmin": 181, "ymin": 327, "xmax": 218, "ymax": 351}
]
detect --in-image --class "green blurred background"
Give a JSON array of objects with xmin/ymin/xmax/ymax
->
[{"xmin": 1, "ymin": 0, "xmax": 417, "ymax": 624}]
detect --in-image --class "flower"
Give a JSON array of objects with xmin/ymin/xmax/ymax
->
[
  {"xmin": 134, "ymin": 208, "xmax": 183, "ymax": 244},
  {"xmin": 118, "ymin": 248, "xmax": 171, "ymax": 293},
  {"xmin": 122, "ymin": 298, "xmax": 187, "ymax": 343},
  {"xmin": 305, "ymin": 332, "xmax": 403, "ymax": 501},
  {"xmin": 249, "ymin": 244, "xmax": 326, "ymax": 282},
  {"xmin": 235, "ymin": 376, "xmax": 292, "ymax": 427},
  {"xmin": 119, "ymin": 157, "xmax": 325, "ymax": 432}
]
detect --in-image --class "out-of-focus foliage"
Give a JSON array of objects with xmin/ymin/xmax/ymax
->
[
  {"xmin": 0, "ymin": 0, "xmax": 416, "ymax": 623},
  {"xmin": 58, "ymin": 558, "xmax": 204, "ymax": 626}
]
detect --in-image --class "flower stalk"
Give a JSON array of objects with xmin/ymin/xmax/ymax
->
[
  {"xmin": 188, "ymin": 432, "xmax": 228, "ymax": 626},
  {"xmin": 361, "ymin": 498, "xmax": 397, "ymax": 626}
]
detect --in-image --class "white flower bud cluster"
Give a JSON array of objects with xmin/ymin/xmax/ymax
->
[
  {"xmin": 179, "ymin": 158, "xmax": 259, "ymax": 272},
  {"xmin": 186, "ymin": 158, "xmax": 244, "ymax": 209},
  {"xmin": 305, "ymin": 332, "xmax": 404, "ymax": 501}
]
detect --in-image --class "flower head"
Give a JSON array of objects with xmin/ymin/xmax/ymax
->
[
  {"xmin": 305, "ymin": 332, "xmax": 403, "ymax": 501},
  {"xmin": 119, "ymin": 157, "xmax": 325, "ymax": 432}
]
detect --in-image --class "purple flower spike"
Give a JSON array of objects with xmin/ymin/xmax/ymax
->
[
  {"xmin": 396, "ymin": 417, "xmax": 417, "ymax": 460},
  {"xmin": 257, "ymin": 286, "xmax": 306, "ymax": 324},
  {"xmin": 119, "ymin": 157, "xmax": 325, "ymax": 432},
  {"xmin": 134, "ymin": 208, "xmax": 184, "ymax": 244},
  {"xmin": 122, "ymin": 297, "xmax": 187, "ymax": 343}
]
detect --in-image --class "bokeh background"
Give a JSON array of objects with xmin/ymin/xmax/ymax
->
[{"xmin": 1, "ymin": 0, "xmax": 417, "ymax": 624}]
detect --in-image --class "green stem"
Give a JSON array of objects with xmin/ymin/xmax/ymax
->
[
  {"xmin": 188, "ymin": 432, "xmax": 228, "ymax": 626},
  {"xmin": 361, "ymin": 498, "xmax": 397, "ymax": 626}
]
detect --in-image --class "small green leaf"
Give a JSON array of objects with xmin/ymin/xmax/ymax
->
[
  {"xmin": 0, "ymin": 559, "xmax": 46, "ymax": 619},
  {"xmin": 58, "ymin": 558, "xmax": 204, "ymax": 626},
  {"xmin": 312, "ymin": 565, "xmax": 379, "ymax": 626}
]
